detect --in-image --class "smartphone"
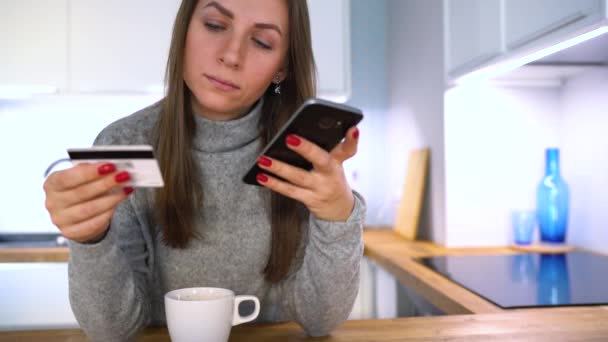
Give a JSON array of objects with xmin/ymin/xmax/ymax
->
[{"xmin": 242, "ymin": 98, "xmax": 363, "ymax": 186}]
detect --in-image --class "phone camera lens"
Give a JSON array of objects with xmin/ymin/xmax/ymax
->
[{"xmin": 319, "ymin": 117, "xmax": 336, "ymax": 129}]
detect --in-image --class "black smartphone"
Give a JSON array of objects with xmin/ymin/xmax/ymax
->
[{"xmin": 242, "ymin": 98, "xmax": 363, "ymax": 186}]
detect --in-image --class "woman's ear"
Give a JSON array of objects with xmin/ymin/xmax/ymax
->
[
  {"xmin": 271, "ymin": 69, "xmax": 287, "ymax": 95},
  {"xmin": 274, "ymin": 69, "xmax": 287, "ymax": 84}
]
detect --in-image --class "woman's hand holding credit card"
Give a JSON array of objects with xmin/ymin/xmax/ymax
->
[
  {"xmin": 67, "ymin": 145, "xmax": 164, "ymax": 188},
  {"xmin": 43, "ymin": 145, "xmax": 164, "ymax": 243}
]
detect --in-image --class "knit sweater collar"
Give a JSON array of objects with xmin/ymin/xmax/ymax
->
[{"xmin": 192, "ymin": 99, "xmax": 263, "ymax": 153}]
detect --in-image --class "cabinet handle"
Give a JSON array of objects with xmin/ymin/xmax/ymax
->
[
  {"xmin": 507, "ymin": 11, "xmax": 588, "ymax": 51},
  {"xmin": 449, "ymin": 51, "xmax": 503, "ymax": 79}
]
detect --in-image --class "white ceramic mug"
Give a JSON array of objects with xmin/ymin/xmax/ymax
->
[{"xmin": 164, "ymin": 287, "xmax": 260, "ymax": 342}]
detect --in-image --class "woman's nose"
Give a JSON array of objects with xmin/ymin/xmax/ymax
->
[{"xmin": 219, "ymin": 36, "xmax": 244, "ymax": 69}]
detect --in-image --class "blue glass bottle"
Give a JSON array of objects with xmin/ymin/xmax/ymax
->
[{"xmin": 536, "ymin": 148, "xmax": 570, "ymax": 243}]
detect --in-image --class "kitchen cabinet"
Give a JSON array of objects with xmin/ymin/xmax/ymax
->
[
  {"xmin": 69, "ymin": 0, "xmax": 180, "ymax": 93},
  {"xmin": 505, "ymin": 0, "xmax": 605, "ymax": 51},
  {"xmin": 445, "ymin": 0, "xmax": 608, "ymax": 83},
  {"xmin": 445, "ymin": 0, "xmax": 503, "ymax": 78},
  {"xmin": 71, "ymin": 0, "xmax": 351, "ymax": 98},
  {"xmin": 0, "ymin": 0, "xmax": 351, "ymax": 100},
  {"xmin": 0, "ymin": 0, "xmax": 68, "ymax": 90},
  {"xmin": 0, "ymin": 263, "xmax": 77, "ymax": 330}
]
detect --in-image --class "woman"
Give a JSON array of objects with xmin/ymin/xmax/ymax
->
[{"xmin": 43, "ymin": 0, "xmax": 365, "ymax": 340}]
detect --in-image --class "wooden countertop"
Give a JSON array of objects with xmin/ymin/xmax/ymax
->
[
  {"xmin": 0, "ymin": 247, "xmax": 69, "ymax": 262},
  {"xmin": 2, "ymin": 306, "xmax": 608, "ymax": 341},
  {"xmin": 3, "ymin": 228, "xmax": 608, "ymax": 340},
  {"xmin": 0, "ymin": 228, "xmax": 535, "ymax": 264},
  {"xmin": 0, "ymin": 227, "xmax": 449, "ymax": 263},
  {"xmin": 363, "ymin": 229, "xmax": 517, "ymax": 314},
  {"xmin": 362, "ymin": 229, "xmax": 608, "ymax": 315},
  {"xmin": 2, "ymin": 228, "xmax": 604, "ymax": 316}
]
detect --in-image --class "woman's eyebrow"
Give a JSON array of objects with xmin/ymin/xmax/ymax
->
[
  {"xmin": 203, "ymin": 1, "xmax": 234, "ymax": 19},
  {"xmin": 255, "ymin": 23, "xmax": 282, "ymax": 36},
  {"xmin": 203, "ymin": 1, "xmax": 283, "ymax": 36}
]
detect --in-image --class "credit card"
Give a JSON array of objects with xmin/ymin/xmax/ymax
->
[{"xmin": 67, "ymin": 145, "xmax": 164, "ymax": 187}]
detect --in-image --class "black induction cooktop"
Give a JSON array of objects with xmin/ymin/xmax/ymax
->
[{"xmin": 418, "ymin": 252, "xmax": 608, "ymax": 309}]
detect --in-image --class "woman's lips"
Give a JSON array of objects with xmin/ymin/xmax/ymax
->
[{"xmin": 204, "ymin": 74, "xmax": 240, "ymax": 91}]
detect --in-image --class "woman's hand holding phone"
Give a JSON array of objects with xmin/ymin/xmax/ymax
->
[
  {"xmin": 255, "ymin": 126, "xmax": 360, "ymax": 222},
  {"xmin": 43, "ymin": 162, "xmax": 134, "ymax": 243}
]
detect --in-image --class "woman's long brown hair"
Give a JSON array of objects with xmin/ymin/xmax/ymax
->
[{"xmin": 153, "ymin": 0, "xmax": 316, "ymax": 283}]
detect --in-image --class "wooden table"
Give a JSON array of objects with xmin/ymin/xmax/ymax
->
[{"xmin": 2, "ymin": 307, "xmax": 608, "ymax": 341}]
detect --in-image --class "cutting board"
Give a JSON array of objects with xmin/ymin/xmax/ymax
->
[{"xmin": 394, "ymin": 148, "xmax": 429, "ymax": 241}]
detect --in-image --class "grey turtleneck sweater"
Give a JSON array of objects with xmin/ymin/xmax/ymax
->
[{"xmin": 67, "ymin": 99, "xmax": 366, "ymax": 341}]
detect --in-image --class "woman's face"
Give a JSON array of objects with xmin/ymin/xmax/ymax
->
[{"xmin": 184, "ymin": 0, "xmax": 289, "ymax": 120}]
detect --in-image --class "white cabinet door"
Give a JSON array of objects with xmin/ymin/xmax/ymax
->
[
  {"xmin": 0, "ymin": 1, "xmax": 350, "ymax": 98},
  {"xmin": 308, "ymin": 0, "xmax": 351, "ymax": 101},
  {"xmin": 69, "ymin": 0, "xmax": 181, "ymax": 93},
  {"xmin": 446, "ymin": 0, "xmax": 503, "ymax": 78},
  {"xmin": 505, "ymin": 0, "xmax": 604, "ymax": 50},
  {"xmin": 0, "ymin": 0, "xmax": 67, "ymax": 90}
]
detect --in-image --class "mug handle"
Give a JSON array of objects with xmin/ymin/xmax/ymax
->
[{"xmin": 232, "ymin": 295, "xmax": 260, "ymax": 326}]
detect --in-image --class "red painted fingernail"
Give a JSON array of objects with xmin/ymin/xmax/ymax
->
[
  {"xmin": 123, "ymin": 187, "xmax": 134, "ymax": 195},
  {"xmin": 286, "ymin": 135, "xmax": 301, "ymax": 147},
  {"xmin": 353, "ymin": 128, "xmax": 359, "ymax": 139},
  {"xmin": 98, "ymin": 163, "xmax": 116, "ymax": 175},
  {"xmin": 258, "ymin": 156, "xmax": 272, "ymax": 167},
  {"xmin": 256, "ymin": 174, "xmax": 268, "ymax": 183},
  {"xmin": 115, "ymin": 171, "xmax": 130, "ymax": 183}
]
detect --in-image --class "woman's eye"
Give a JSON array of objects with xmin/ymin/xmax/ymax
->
[
  {"xmin": 204, "ymin": 22, "xmax": 225, "ymax": 32},
  {"xmin": 253, "ymin": 38, "xmax": 272, "ymax": 50}
]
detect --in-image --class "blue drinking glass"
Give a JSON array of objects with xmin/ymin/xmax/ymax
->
[{"xmin": 511, "ymin": 210, "xmax": 536, "ymax": 245}]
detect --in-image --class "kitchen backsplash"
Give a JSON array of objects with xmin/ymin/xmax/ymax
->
[
  {"xmin": 561, "ymin": 68, "xmax": 608, "ymax": 254},
  {"xmin": 443, "ymin": 67, "xmax": 608, "ymax": 252},
  {"xmin": 444, "ymin": 84, "xmax": 562, "ymax": 246}
]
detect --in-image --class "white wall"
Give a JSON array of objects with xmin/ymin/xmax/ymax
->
[
  {"xmin": 444, "ymin": 85, "xmax": 561, "ymax": 247},
  {"xmin": 561, "ymin": 69, "xmax": 608, "ymax": 254},
  {"xmin": 0, "ymin": 95, "xmax": 162, "ymax": 234},
  {"xmin": 386, "ymin": 0, "xmax": 446, "ymax": 243},
  {"xmin": 345, "ymin": 0, "xmax": 390, "ymax": 225}
]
